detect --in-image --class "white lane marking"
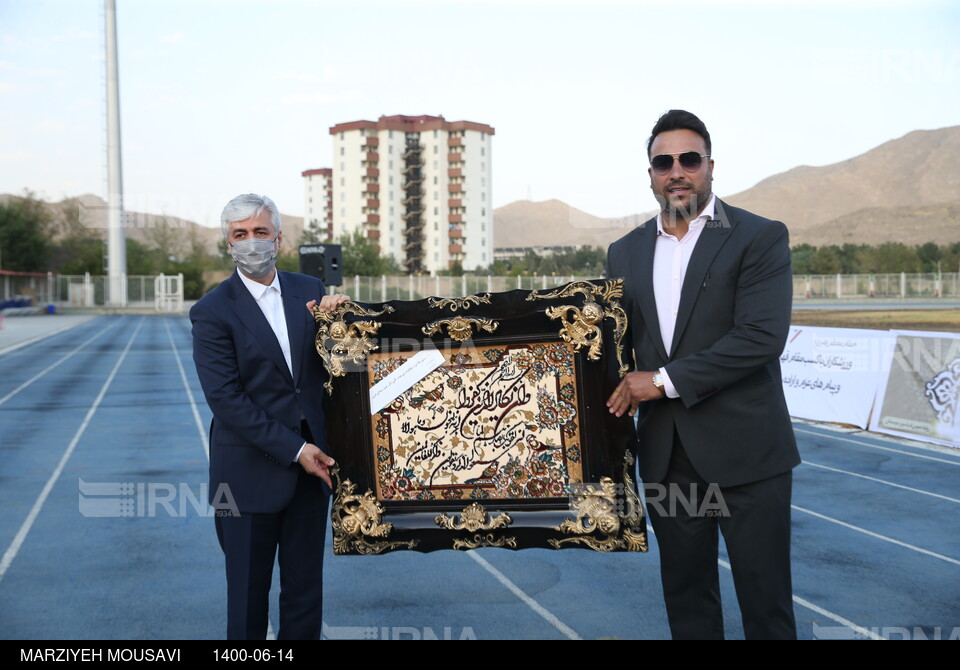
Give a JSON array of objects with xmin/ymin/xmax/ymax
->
[
  {"xmin": 792, "ymin": 505, "xmax": 960, "ymax": 567},
  {"xmin": 801, "ymin": 460, "xmax": 960, "ymax": 504},
  {"xmin": 163, "ymin": 319, "xmax": 209, "ymax": 460},
  {"xmin": 0, "ymin": 318, "xmax": 145, "ymax": 585},
  {"xmin": 795, "ymin": 427, "xmax": 960, "ymax": 466},
  {"xmin": 717, "ymin": 558, "xmax": 884, "ymax": 640},
  {"xmin": 467, "ymin": 551, "xmax": 582, "ymax": 640},
  {"xmin": 0, "ymin": 319, "xmax": 120, "ymax": 407}
]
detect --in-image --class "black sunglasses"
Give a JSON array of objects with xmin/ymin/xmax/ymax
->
[{"xmin": 650, "ymin": 151, "xmax": 710, "ymax": 175}]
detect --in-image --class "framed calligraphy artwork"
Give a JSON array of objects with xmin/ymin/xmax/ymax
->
[{"xmin": 312, "ymin": 280, "xmax": 647, "ymax": 554}]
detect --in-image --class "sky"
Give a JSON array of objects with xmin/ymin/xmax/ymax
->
[{"xmin": 1, "ymin": 0, "xmax": 958, "ymax": 230}]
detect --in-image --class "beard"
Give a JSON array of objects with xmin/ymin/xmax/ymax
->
[{"xmin": 655, "ymin": 178, "xmax": 713, "ymax": 230}]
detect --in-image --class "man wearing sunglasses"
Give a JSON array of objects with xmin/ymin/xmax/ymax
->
[{"xmin": 606, "ymin": 110, "xmax": 799, "ymax": 639}]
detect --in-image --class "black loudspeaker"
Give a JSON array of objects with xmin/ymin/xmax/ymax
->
[{"xmin": 298, "ymin": 244, "xmax": 343, "ymax": 286}]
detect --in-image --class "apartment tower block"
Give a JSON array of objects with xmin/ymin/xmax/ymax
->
[{"xmin": 323, "ymin": 114, "xmax": 494, "ymax": 274}]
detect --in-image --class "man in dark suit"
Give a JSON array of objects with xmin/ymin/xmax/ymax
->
[
  {"xmin": 606, "ymin": 110, "xmax": 799, "ymax": 639},
  {"xmin": 191, "ymin": 193, "xmax": 347, "ymax": 640}
]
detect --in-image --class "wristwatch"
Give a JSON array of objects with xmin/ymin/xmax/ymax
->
[{"xmin": 652, "ymin": 372, "xmax": 666, "ymax": 397}]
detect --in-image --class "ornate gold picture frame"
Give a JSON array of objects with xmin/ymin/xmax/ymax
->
[{"xmin": 312, "ymin": 280, "xmax": 647, "ymax": 554}]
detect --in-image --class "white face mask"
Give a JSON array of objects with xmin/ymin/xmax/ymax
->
[{"xmin": 230, "ymin": 236, "xmax": 278, "ymax": 278}]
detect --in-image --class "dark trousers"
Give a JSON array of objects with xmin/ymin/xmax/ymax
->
[
  {"xmin": 215, "ymin": 440, "xmax": 330, "ymax": 640},
  {"xmin": 646, "ymin": 435, "xmax": 797, "ymax": 640}
]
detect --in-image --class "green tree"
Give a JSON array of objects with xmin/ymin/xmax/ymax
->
[
  {"xmin": 339, "ymin": 229, "xmax": 401, "ymax": 276},
  {"xmin": 791, "ymin": 244, "xmax": 815, "ymax": 275},
  {"xmin": 916, "ymin": 242, "xmax": 942, "ymax": 272},
  {"xmin": 0, "ymin": 192, "xmax": 52, "ymax": 271},
  {"xmin": 808, "ymin": 246, "xmax": 842, "ymax": 274}
]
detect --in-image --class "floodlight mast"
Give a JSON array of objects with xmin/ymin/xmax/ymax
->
[{"xmin": 105, "ymin": 0, "xmax": 127, "ymax": 306}]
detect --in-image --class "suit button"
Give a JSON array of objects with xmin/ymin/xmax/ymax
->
[{"xmin": 295, "ymin": 388, "xmax": 301, "ymax": 394}]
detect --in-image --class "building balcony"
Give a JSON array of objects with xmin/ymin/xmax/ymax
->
[
  {"xmin": 448, "ymin": 227, "xmax": 463, "ymax": 238},
  {"xmin": 363, "ymin": 137, "xmax": 379, "ymax": 148},
  {"xmin": 362, "ymin": 183, "xmax": 380, "ymax": 193},
  {"xmin": 448, "ymin": 244, "xmax": 463, "ymax": 255},
  {"xmin": 366, "ymin": 198, "xmax": 380, "ymax": 209},
  {"xmin": 365, "ymin": 152, "xmax": 379, "ymax": 162},
  {"xmin": 447, "ymin": 168, "xmax": 463, "ymax": 178},
  {"xmin": 448, "ymin": 214, "xmax": 463, "ymax": 224},
  {"xmin": 447, "ymin": 198, "xmax": 462, "ymax": 208},
  {"xmin": 366, "ymin": 214, "xmax": 380, "ymax": 224},
  {"xmin": 447, "ymin": 183, "xmax": 464, "ymax": 193},
  {"xmin": 447, "ymin": 153, "xmax": 462, "ymax": 163},
  {"xmin": 366, "ymin": 168, "xmax": 380, "ymax": 177},
  {"xmin": 447, "ymin": 136, "xmax": 463, "ymax": 147},
  {"xmin": 366, "ymin": 229, "xmax": 381, "ymax": 240}
]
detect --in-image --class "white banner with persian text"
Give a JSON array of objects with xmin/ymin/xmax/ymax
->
[
  {"xmin": 781, "ymin": 326, "xmax": 893, "ymax": 429},
  {"xmin": 869, "ymin": 330, "xmax": 960, "ymax": 448}
]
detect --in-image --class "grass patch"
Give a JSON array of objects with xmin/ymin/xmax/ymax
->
[{"xmin": 790, "ymin": 309, "xmax": 960, "ymax": 332}]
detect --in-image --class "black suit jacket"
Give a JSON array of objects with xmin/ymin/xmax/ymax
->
[
  {"xmin": 190, "ymin": 270, "xmax": 329, "ymax": 513},
  {"xmin": 607, "ymin": 199, "xmax": 799, "ymax": 488}
]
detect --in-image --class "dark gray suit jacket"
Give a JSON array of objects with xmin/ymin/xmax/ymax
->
[
  {"xmin": 607, "ymin": 199, "xmax": 799, "ymax": 488},
  {"xmin": 190, "ymin": 270, "xmax": 330, "ymax": 513}
]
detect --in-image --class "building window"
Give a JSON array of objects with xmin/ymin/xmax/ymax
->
[
  {"xmin": 434, "ymin": 207, "xmax": 438, "ymax": 215},
  {"xmin": 433, "ymin": 176, "xmax": 438, "ymax": 185},
  {"xmin": 389, "ymin": 130, "xmax": 393, "ymax": 138},
  {"xmin": 340, "ymin": 147, "xmax": 345, "ymax": 156},
  {"xmin": 481, "ymin": 147, "xmax": 485, "ymax": 156},
  {"xmin": 433, "ymin": 130, "xmax": 438, "ymax": 138},
  {"xmin": 433, "ymin": 146, "xmax": 438, "ymax": 154},
  {"xmin": 389, "ymin": 145, "xmax": 393, "ymax": 154},
  {"xmin": 340, "ymin": 177, "xmax": 345, "ymax": 186},
  {"xmin": 389, "ymin": 176, "xmax": 394, "ymax": 185},
  {"xmin": 433, "ymin": 161, "xmax": 438, "ymax": 169}
]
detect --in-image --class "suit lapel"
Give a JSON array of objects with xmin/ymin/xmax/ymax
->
[
  {"xmin": 669, "ymin": 199, "xmax": 736, "ymax": 356},
  {"xmin": 227, "ymin": 272, "xmax": 295, "ymax": 385},
  {"xmin": 632, "ymin": 219, "xmax": 669, "ymax": 362}
]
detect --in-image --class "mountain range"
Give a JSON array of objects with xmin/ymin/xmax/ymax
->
[
  {"xmin": 493, "ymin": 125, "xmax": 960, "ymax": 250},
  {"xmin": 5, "ymin": 126, "xmax": 957, "ymax": 260}
]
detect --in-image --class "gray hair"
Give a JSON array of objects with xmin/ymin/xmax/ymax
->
[{"xmin": 220, "ymin": 193, "xmax": 282, "ymax": 239}]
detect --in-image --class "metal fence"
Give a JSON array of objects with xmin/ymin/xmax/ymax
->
[
  {"xmin": 1, "ymin": 273, "xmax": 184, "ymax": 311},
  {"xmin": 337, "ymin": 272, "xmax": 960, "ymax": 302},
  {"xmin": 794, "ymin": 272, "xmax": 959, "ymax": 299},
  {"xmin": 2, "ymin": 272, "xmax": 958, "ymax": 311}
]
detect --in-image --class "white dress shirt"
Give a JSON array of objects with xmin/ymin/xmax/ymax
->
[
  {"xmin": 237, "ymin": 269, "xmax": 293, "ymax": 377},
  {"xmin": 653, "ymin": 195, "xmax": 717, "ymax": 398},
  {"xmin": 236, "ymin": 270, "xmax": 305, "ymax": 460}
]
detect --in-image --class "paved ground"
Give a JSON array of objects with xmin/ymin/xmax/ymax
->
[{"xmin": 0, "ymin": 314, "xmax": 958, "ymax": 640}]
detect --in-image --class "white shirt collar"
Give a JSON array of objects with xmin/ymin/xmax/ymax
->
[
  {"xmin": 656, "ymin": 194, "xmax": 717, "ymax": 237},
  {"xmin": 236, "ymin": 268, "xmax": 281, "ymax": 302}
]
